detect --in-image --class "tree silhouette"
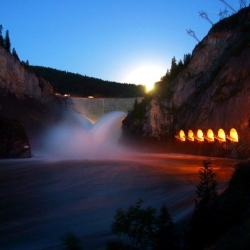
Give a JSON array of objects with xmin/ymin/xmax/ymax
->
[
  {"xmin": 194, "ymin": 160, "xmax": 218, "ymax": 211},
  {"xmin": 185, "ymin": 160, "xmax": 218, "ymax": 249},
  {"xmin": 111, "ymin": 200, "xmax": 156, "ymax": 249},
  {"xmin": 4, "ymin": 30, "xmax": 11, "ymax": 52},
  {"xmin": 12, "ymin": 48, "xmax": 19, "ymax": 61},
  {"xmin": 109, "ymin": 200, "xmax": 178, "ymax": 249},
  {"xmin": 0, "ymin": 25, "xmax": 4, "ymax": 47},
  {"xmin": 153, "ymin": 205, "xmax": 179, "ymax": 250}
]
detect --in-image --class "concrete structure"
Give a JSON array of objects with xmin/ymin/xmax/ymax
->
[{"xmin": 73, "ymin": 97, "xmax": 143, "ymax": 122}]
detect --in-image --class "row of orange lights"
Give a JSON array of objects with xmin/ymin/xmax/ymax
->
[{"xmin": 175, "ymin": 128, "xmax": 238, "ymax": 143}]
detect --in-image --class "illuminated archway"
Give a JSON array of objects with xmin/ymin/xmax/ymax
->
[
  {"xmin": 187, "ymin": 130, "xmax": 194, "ymax": 141},
  {"xmin": 227, "ymin": 128, "xmax": 238, "ymax": 142},
  {"xmin": 175, "ymin": 130, "xmax": 186, "ymax": 141},
  {"xmin": 205, "ymin": 129, "xmax": 214, "ymax": 142},
  {"xmin": 196, "ymin": 129, "xmax": 204, "ymax": 142},
  {"xmin": 216, "ymin": 128, "xmax": 226, "ymax": 142}
]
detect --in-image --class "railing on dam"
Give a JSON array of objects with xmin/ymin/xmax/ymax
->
[{"xmin": 72, "ymin": 97, "xmax": 143, "ymax": 122}]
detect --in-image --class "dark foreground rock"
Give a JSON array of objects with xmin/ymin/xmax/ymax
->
[{"xmin": 0, "ymin": 118, "xmax": 31, "ymax": 158}]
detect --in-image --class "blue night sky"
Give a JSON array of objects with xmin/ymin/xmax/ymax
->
[{"xmin": 0, "ymin": 0, "xmax": 242, "ymax": 89}]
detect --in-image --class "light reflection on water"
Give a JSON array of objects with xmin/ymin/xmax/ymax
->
[{"xmin": 0, "ymin": 153, "xmax": 239, "ymax": 250}]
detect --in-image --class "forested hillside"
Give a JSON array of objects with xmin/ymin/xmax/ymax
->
[{"xmin": 30, "ymin": 66, "xmax": 145, "ymax": 98}]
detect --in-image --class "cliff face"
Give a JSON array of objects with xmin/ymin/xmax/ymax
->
[
  {"xmin": 123, "ymin": 7, "xmax": 250, "ymax": 159},
  {"xmin": 0, "ymin": 46, "xmax": 54, "ymax": 102},
  {"xmin": 0, "ymin": 46, "xmax": 70, "ymax": 157}
]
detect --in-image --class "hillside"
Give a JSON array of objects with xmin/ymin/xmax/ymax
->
[
  {"xmin": 30, "ymin": 66, "xmax": 145, "ymax": 98},
  {"xmin": 123, "ymin": 6, "xmax": 250, "ymax": 159}
]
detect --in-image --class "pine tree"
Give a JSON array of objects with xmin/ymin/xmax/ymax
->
[
  {"xmin": 194, "ymin": 160, "xmax": 218, "ymax": 211},
  {"xmin": 0, "ymin": 25, "xmax": 4, "ymax": 47},
  {"xmin": 133, "ymin": 98, "xmax": 139, "ymax": 111},
  {"xmin": 153, "ymin": 205, "xmax": 179, "ymax": 250},
  {"xmin": 12, "ymin": 48, "xmax": 19, "ymax": 61},
  {"xmin": 185, "ymin": 160, "xmax": 218, "ymax": 249},
  {"xmin": 4, "ymin": 30, "xmax": 11, "ymax": 52}
]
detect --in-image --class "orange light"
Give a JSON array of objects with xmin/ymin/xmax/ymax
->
[
  {"xmin": 204, "ymin": 129, "xmax": 214, "ymax": 142},
  {"xmin": 226, "ymin": 128, "xmax": 238, "ymax": 142},
  {"xmin": 187, "ymin": 130, "xmax": 194, "ymax": 141},
  {"xmin": 215, "ymin": 128, "xmax": 226, "ymax": 142},
  {"xmin": 196, "ymin": 129, "xmax": 204, "ymax": 141},
  {"xmin": 175, "ymin": 130, "xmax": 186, "ymax": 141}
]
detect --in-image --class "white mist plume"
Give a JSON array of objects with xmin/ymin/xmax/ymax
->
[{"xmin": 38, "ymin": 111, "xmax": 127, "ymax": 159}]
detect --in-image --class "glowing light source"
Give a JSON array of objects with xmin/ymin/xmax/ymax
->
[
  {"xmin": 124, "ymin": 65, "xmax": 166, "ymax": 92},
  {"xmin": 226, "ymin": 128, "xmax": 238, "ymax": 142},
  {"xmin": 187, "ymin": 130, "xmax": 194, "ymax": 141},
  {"xmin": 175, "ymin": 128, "xmax": 239, "ymax": 143},
  {"xmin": 175, "ymin": 130, "xmax": 186, "ymax": 141},
  {"xmin": 196, "ymin": 129, "xmax": 204, "ymax": 141},
  {"xmin": 204, "ymin": 129, "xmax": 214, "ymax": 142},
  {"xmin": 215, "ymin": 128, "xmax": 226, "ymax": 142}
]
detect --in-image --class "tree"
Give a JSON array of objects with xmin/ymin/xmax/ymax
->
[
  {"xmin": 109, "ymin": 200, "xmax": 179, "ymax": 249},
  {"xmin": 153, "ymin": 205, "xmax": 179, "ymax": 250},
  {"xmin": 0, "ymin": 25, "xmax": 4, "ymax": 47},
  {"xmin": 170, "ymin": 56, "xmax": 177, "ymax": 78},
  {"xmin": 194, "ymin": 160, "xmax": 218, "ymax": 211},
  {"xmin": 12, "ymin": 48, "xmax": 19, "ymax": 61},
  {"xmin": 133, "ymin": 98, "xmax": 139, "ymax": 111},
  {"xmin": 183, "ymin": 53, "xmax": 191, "ymax": 66},
  {"xmin": 185, "ymin": 160, "xmax": 219, "ymax": 249},
  {"xmin": 110, "ymin": 200, "xmax": 156, "ymax": 249},
  {"xmin": 4, "ymin": 30, "xmax": 11, "ymax": 52}
]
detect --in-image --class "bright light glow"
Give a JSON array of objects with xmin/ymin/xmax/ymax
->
[
  {"xmin": 205, "ymin": 129, "xmax": 214, "ymax": 142},
  {"xmin": 175, "ymin": 130, "xmax": 186, "ymax": 141},
  {"xmin": 124, "ymin": 65, "xmax": 166, "ymax": 92},
  {"xmin": 216, "ymin": 128, "xmax": 226, "ymax": 142},
  {"xmin": 227, "ymin": 128, "xmax": 238, "ymax": 142},
  {"xmin": 187, "ymin": 130, "xmax": 194, "ymax": 141},
  {"xmin": 196, "ymin": 129, "xmax": 204, "ymax": 141}
]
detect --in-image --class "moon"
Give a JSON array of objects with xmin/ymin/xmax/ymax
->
[{"xmin": 124, "ymin": 65, "xmax": 166, "ymax": 92}]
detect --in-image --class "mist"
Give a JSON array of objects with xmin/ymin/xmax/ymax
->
[{"xmin": 36, "ymin": 110, "xmax": 128, "ymax": 159}]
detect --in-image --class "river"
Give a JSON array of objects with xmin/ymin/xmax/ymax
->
[{"xmin": 0, "ymin": 153, "xmax": 238, "ymax": 250}]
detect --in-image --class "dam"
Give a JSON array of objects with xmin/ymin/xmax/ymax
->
[{"xmin": 72, "ymin": 97, "xmax": 143, "ymax": 121}]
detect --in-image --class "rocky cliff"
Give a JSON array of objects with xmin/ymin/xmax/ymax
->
[
  {"xmin": 0, "ymin": 46, "xmax": 71, "ymax": 158},
  {"xmin": 123, "ymin": 7, "xmax": 250, "ymax": 159},
  {"xmin": 0, "ymin": 46, "xmax": 56, "ymax": 102}
]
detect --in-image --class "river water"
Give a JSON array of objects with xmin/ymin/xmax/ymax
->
[{"xmin": 0, "ymin": 153, "xmax": 238, "ymax": 250}]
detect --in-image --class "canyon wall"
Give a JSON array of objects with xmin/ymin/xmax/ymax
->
[
  {"xmin": 0, "ymin": 46, "xmax": 55, "ymax": 102},
  {"xmin": 0, "ymin": 46, "xmax": 69, "ymax": 157},
  {"xmin": 123, "ymin": 7, "xmax": 250, "ymax": 159}
]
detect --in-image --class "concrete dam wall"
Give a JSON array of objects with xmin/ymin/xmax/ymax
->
[{"xmin": 72, "ymin": 97, "xmax": 143, "ymax": 122}]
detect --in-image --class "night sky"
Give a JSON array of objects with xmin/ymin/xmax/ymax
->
[{"xmin": 0, "ymin": 0, "xmax": 241, "ymax": 90}]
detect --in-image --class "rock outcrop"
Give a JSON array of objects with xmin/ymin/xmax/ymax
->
[
  {"xmin": 0, "ymin": 45, "xmax": 72, "ymax": 158},
  {"xmin": 123, "ymin": 7, "xmax": 250, "ymax": 159},
  {"xmin": 0, "ymin": 46, "xmax": 55, "ymax": 102}
]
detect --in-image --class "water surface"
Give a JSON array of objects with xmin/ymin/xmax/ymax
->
[{"xmin": 0, "ymin": 153, "xmax": 238, "ymax": 249}]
